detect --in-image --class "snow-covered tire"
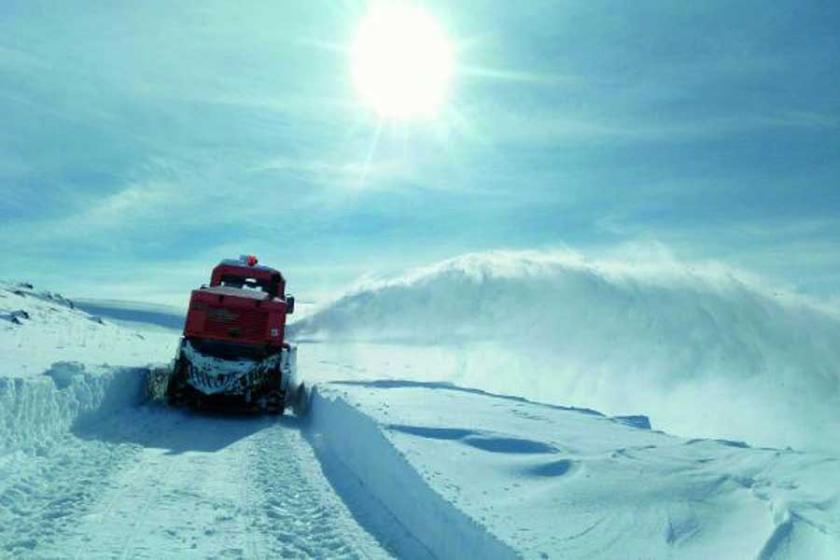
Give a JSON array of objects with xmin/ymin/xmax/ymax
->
[
  {"xmin": 165, "ymin": 359, "xmax": 189, "ymax": 406},
  {"xmin": 264, "ymin": 390, "xmax": 285, "ymax": 415},
  {"xmin": 292, "ymin": 382, "xmax": 310, "ymax": 417},
  {"xmin": 145, "ymin": 365, "xmax": 173, "ymax": 401}
]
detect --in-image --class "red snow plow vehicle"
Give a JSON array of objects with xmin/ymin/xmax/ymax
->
[{"xmin": 165, "ymin": 256, "xmax": 306, "ymax": 414}]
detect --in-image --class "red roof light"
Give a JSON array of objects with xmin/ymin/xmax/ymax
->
[{"xmin": 246, "ymin": 255, "xmax": 258, "ymax": 267}]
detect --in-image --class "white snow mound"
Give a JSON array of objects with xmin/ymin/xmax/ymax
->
[{"xmin": 0, "ymin": 362, "xmax": 148, "ymax": 454}]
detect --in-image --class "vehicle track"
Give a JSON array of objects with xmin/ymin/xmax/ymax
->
[
  {"xmin": 8, "ymin": 406, "xmax": 391, "ymax": 559},
  {"xmin": 249, "ymin": 421, "xmax": 390, "ymax": 559}
]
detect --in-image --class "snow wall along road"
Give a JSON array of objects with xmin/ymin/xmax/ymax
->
[{"xmin": 292, "ymin": 249, "xmax": 840, "ymax": 453}]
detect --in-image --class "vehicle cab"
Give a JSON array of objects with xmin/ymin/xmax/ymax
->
[{"xmin": 183, "ymin": 256, "xmax": 294, "ymax": 356}]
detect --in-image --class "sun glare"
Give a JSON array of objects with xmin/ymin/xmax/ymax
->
[{"xmin": 350, "ymin": 4, "xmax": 454, "ymax": 120}]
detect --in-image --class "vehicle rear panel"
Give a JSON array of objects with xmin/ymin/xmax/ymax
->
[{"xmin": 183, "ymin": 287, "xmax": 287, "ymax": 347}]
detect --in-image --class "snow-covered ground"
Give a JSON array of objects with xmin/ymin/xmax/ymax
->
[
  {"xmin": 0, "ymin": 281, "xmax": 390, "ymax": 559},
  {"xmin": 309, "ymin": 380, "xmax": 840, "ymax": 559},
  {"xmin": 73, "ymin": 298, "xmax": 185, "ymax": 332},
  {"xmin": 0, "ymin": 282, "xmax": 177, "ymax": 377},
  {"xmin": 2, "ymin": 265, "xmax": 840, "ymax": 559}
]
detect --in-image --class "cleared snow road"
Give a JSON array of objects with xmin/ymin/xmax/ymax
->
[{"xmin": 2, "ymin": 406, "xmax": 391, "ymax": 559}]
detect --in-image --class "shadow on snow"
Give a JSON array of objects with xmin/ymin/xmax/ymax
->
[{"xmin": 72, "ymin": 404, "xmax": 303, "ymax": 455}]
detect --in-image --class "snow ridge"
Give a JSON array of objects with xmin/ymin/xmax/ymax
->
[
  {"xmin": 0, "ymin": 363, "xmax": 148, "ymax": 454},
  {"xmin": 306, "ymin": 387, "xmax": 518, "ymax": 559}
]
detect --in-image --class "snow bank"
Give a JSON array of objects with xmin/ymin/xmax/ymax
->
[
  {"xmin": 293, "ymin": 250, "xmax": 840, "ymax": 452},
  {"xmin": 0, "ymin": 363, "xmax": 149, "ymax": 454},
  {"xmin": 0, "ymin": 282, "xmax": 173, "ymax": 453},
  {"xmin": 306, "ymin": 385, "xmax": 517, "ymax": 560},
  {"xmin": 307, "ymin": 381, "xmax": 840, "ymax": 559}
]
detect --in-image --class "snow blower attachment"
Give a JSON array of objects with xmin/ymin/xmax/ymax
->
[{"xmin": 162, "ymin": 256, "xmax": 308, "ymax": 415}]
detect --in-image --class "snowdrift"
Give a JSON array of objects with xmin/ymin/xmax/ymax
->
[
  {"xmin": 0, "ymin": 363, "xmax": 149, "ymax": 454},
  {"xmin": 307, "ymin": 387, "xmax": 517, "ymax": 559},
  {"xmin": 293, "ymin": 250, "xmax": 840, "ymax": 452},
  {"xmin": 308, "ymin": 381, "xmax": 840, "ymax": 559}
]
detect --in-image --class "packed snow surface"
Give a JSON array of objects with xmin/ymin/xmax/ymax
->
[
  {"xmin": 293, "ymin": 249, "xmax": 840, "ymax": 452},
  {"xmin": 0, "ymin": 282, "xmax": 391, "ymax": 558},
  {"xmin": 2, "ymin": 272, "xmax": 840, "ymax": 559}
]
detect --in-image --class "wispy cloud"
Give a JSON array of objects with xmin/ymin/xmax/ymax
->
[
  {"xmin": 477, "ymin": 106, "xmax": 840, "ymax": 147},
  {"xmin": 459, "ymin": 66, "xmax": 584, "ymax": 86},
  {"xmin": 0, "ymin": 181, "xmax": 189, "ymax": 246},
  {"xmin": 2, "ymin": 1, "xmax": 839, "ymax": 306}
]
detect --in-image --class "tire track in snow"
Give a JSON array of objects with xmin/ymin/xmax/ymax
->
[
  {"xmin": 249, "ymin": 421, "xmax": 392, "ymax": 559},
  {"xmin": 47, "ymin": 409, "xmax": 277, "ymax": 558},
  {"xmin": 0, "ymin": 396, "xmax": 169, "ymax": 558},
  {"xmin": 0, "ymin": 433, "xmax": 140, "ymax": 557},
  {"xmin": 15, "ymin": 406, "xmax": 391, "ymax": 559}
]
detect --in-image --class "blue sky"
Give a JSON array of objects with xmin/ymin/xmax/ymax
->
[{"xmin": 1, "ymin": 1, "xmax": 839, "ymax": 305}]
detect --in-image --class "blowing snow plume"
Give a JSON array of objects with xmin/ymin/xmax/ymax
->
[{"xmin": 293, "ymin": 249, "xmax": 840, "ymax": 452}]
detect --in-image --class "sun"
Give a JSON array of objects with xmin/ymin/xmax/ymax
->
[{"xmin": 350, "ymin": 4, "xmax": 454, "ymax": 120}]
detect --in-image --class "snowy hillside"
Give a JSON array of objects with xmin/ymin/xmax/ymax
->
[
  {"xmin": 0, "ymin": 282, "xmax": 177, "ymax": 377},
  {"xmin": 2, "ymin": 276, "xmax": 839, "ymax": 558},
  {"xmin": 293, "ymin": 250, "xmax": 840, "ymax": 453}
]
